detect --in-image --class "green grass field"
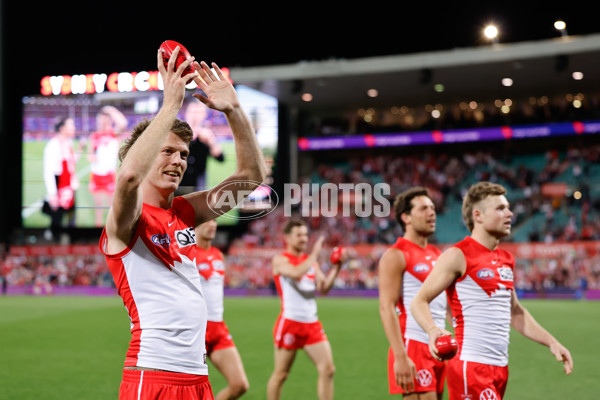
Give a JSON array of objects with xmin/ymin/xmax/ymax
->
[{"xmin": 0, "ymin": 296, "xmax": 596, "ymax": 399}]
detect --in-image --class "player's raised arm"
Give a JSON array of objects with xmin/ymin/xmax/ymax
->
[
  {"xmin": 273, "ymin": 236, "xmax": 325, "ymax": 280},
  {"xmin": 184, "ymin": 61, "xmax": 268, "ymax": 224},
  {"xmin": 104, "ymin": 48, "xmax": 196, "ymax": 253},
  {"xmin": 316, "ymin": 247, "xmax": 348, "ymax": 295},
  {"xmin": 411, "ymin": 247, "xmax": 464, "ymax": 359}
]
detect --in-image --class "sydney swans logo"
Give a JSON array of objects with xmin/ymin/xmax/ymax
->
[{"xmin": 206, "ymin": 180, "xmax": 278, "ymax": 220}]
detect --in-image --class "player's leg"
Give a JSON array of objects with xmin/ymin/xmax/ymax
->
[
  {"xmin": 304, "ymin": 340, "xmax": 336, "ymax": 400},
  {"xmin": 210, "ymin": 346, "xmax": 249, "ymax": 400},
  {"xmin": 403, "ymin": 391, "xmax": 439, "ymax": 400},
  {"xmin": 266, "ymin": 347, "xmax": 297, "ymax": 400}
]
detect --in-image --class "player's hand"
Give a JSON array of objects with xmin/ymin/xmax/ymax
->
[
  {"xmin": 394, "ymin": 354, "xmax": 417, "ymax": 393},
  {"xmin": 428, "ymin": 326, "xmax": 453, "ymax": 361},
  {"xmin": 550, "ymin": 341, "xmax": 573, "ymax": 375},
  {"xmin": 157, "ymin": 46, "xmax": 197, "ymax": 111},
  {"xmin": 192, "ymin": 61, "xmax": 238, "ymax": 113}
]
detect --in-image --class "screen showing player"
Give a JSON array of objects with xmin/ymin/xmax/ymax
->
[{"xmin": 21, "ymin": 84, "xmax": 278, "ymax": 229}]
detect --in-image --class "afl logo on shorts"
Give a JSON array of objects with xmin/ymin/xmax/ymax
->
[
  {"xmin": 414, "ymin": 263, "xmax": 430, "ymax": 273},
  {"xmin": 175, "ymin": 227, "xmax": 196, "ymax": 248},
  {"xmin": 151, "ymin": 234, "xmax": 171, "ymax": 249},
  {"xmin": 477, "ymin": 268, "xmax": 495, "ymax": 279}
]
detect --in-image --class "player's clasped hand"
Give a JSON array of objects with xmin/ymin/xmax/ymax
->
[{"xmin": 157, "ymin": 46, "xmax": 198, "ymax": 109}]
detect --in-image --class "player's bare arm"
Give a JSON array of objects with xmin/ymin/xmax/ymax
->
[
  {"xmin": 378, "ymin": 248, "xmax": 417, "ymax": 392},
  {"xmin": 510, "ymin": 291, "xmax": 574, "ymax": 374},
  {"xmin": 105, "ymin": 49, "xmax": 196, "ymax": 254},
  {"xmin": 411, "ymin": 247, "xmax": 464, "ymax": 360},
  {"xmin": 273, "ymin": 236, "xmax": 325, "ymax": 280},
  {"xmin": 316, "ymin": 248, "xmax": 347, "ymax": 295},
  {"xmin": 183, "ymin": 61, "xmax": 268, "ymax": 224}
]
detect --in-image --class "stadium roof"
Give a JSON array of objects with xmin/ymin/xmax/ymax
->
[{"xmin": 229, "ymin": 33, "xmax": 600, "ymax": 110}]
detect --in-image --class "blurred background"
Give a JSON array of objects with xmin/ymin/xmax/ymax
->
[{"xmin": 1, "ymin": 3, "xmax": 599, "ymax": 298}]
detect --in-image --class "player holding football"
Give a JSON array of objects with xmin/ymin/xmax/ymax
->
[
  {"xmin": 378, "ymin": 187, "xmax": 449, "ymax": 400},
  {"xmin": 266, "ymin": 219, "xmax": 347, "ymax": 400},
  {"xmin": 99, "ymin": 46, "xmax": 267, "ymax": 400},
  {"xmin": 411, "ymin": 181, "xmax": 573, "ymax": 400},
  {"xmin": 195, "ymin": 220, "xmax": 249, "ymax": 400}
]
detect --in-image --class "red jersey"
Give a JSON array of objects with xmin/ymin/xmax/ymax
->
[
  {"xmin": 448, "ymin": 236, "xmax": 515, "ymax": 367},
  {"xmin": 391, "ymin": 238, "xmax": 446, "ymax": 344},
  {"xmin": 273, "ymin": 252, "xmax": 318, "ymax": 323},
  {"xmin": 100, "ymin": 197, "xmax": 209, "ymax": 375},
  {"xmin": 197, "ymin": 246, "xmax": 225, "ymax": 322}
]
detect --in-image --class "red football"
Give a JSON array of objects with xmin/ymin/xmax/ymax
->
[
  {"xmin": 435, "ymin": 335, "xmax": 458, "ymax": 360},
  {"xmin": 330, "ymin": 246, "xmax": 344, "ymax": 264},
  {"xmin": 159, "ymin": 40, "xmax": 195, "ymax": 82}
]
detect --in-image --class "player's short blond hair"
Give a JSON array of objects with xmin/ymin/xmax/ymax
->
[
  {"xmin": 119, "ymin": 118, "xmax": 193, "ymax": 162},
  {"xmin": 462, "ymin": 182, "xmax": 507, "ymax": 232}
]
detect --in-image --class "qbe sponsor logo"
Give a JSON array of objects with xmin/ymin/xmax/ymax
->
[{"xmin": 175, "ymin": 227, "xmax": 196, "ymax": 248}]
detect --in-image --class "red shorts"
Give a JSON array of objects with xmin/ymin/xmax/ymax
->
[
  {"xmin": 205, "ymin": 321, "xmax": 235, "ymax": 355},
  {"xmin": 446, "ymin": 359, "xmax": 508, "ymax": 400},
  {"xmin": 120, "ymin": 369, "xmax": 213, "ymax": 400},
  {"xmin": 387, "ymin": 339, "xmax": 446, "ymax": 394},
  {"xmin": 89, "ymin": 173, "xmax": 116, "ymax": 193},
  {"xmin": 273, "ymin": 315, "xmax": 327, "ymax": 350}
]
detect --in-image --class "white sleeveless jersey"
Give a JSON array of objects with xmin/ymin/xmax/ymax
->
[
  {"xmin": 450, "ymin": 237, "xmax": 515, "ymax": 367},
  {"xmin": 392, "ymin": 238, "xmax": 447, "ymax": 344},
  {"xmin": 90, "ymin": 130, "xmax": 119, "ymax": 175},
  {"xmin": 197, "ymin": 246, "xmax": 225, "ymax": 322},
  {"xmin": 100, "ymin": 197, "xmax": 208, "ymax": 375},
  {"xmin": 273, "ymin": 252, "xmax": 318, "ymax": 323}
]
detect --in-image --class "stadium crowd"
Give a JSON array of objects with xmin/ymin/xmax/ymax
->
[
  {"xmin": 4, "ymin": 92, "xmax": 600, "ymax": 297},
  {"xmin": 304, "ymin": 92, "xmax": 600, "ymax": 136}
]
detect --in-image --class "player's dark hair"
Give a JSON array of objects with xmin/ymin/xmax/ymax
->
[
  {"xmin": 393, "ymin": 186, "xmax": 430, "ymax": 231},
  {"xmin": 283, "ymin": 219, "xmax": 306, "ymax": 235},
  {"xmin": 119, "ymin": 118, "xmax": 193, "ymax": 162},
  {"xmin": 54, "ymin": 116, "xmax": 69, "ymax": 132},
  {"xmin": 462, "ymin": 181, "xmax": 507, "ymax": 232}
]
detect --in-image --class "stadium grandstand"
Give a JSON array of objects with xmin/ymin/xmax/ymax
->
[{"xmin": 1, "ymin": 33, "xmax": 599, "ymax": 301}]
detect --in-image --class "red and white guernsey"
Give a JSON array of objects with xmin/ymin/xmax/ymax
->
[
  {"xmin": 449, "ymin": 236, "xmax": 515, "ymax": 367},
  {"xmin": 100, "ymin": 197, "xmax": 208, "ymax": 375},
  {"xmin": 273, "ymin": 252, "xmax": 318, "ymax": 323},
  {"xmin": 89, "ymin": 129, "xmax": 119, "ymax": 176},
  {"xmin": 392, "ymin": 238, "xmax": 446, "ymax": 344},
  {"xmin": 197, "ymin": 246, "xmax": 225, "ymax": 322}
]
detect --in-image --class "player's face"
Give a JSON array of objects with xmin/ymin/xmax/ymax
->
[
  {"xmin": 148, "ymin": 132, "xmax": 189, "ymax": 192},
  {"xmin": 60, "ymin": 118, "xmax": 76, "ymax": 137},
  {"xmin": 195, "ymin": 220, "xmax": 217, "ymax": 241},
  {"xmin": 96, "ymin": 113, "xmax": 112, "ymax": 131},
  {"xmin": 285, "ymin": 225, "xmax": 309, "ymax": 252},
  {"xmin": 406, "ymin": 195, "xmax": 436, "ymax": 236},
  {"xmin": 185, "ymin": 102, "xmax": 208, "ymax": 133},
  {"xmin": 477, "ymin": 195, "xmax": 513, "ymax": 238}
]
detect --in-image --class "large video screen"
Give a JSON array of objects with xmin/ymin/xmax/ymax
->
[{"xmin": 21, "ymin": 78, "xmax": 278, "ymax": 229}]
